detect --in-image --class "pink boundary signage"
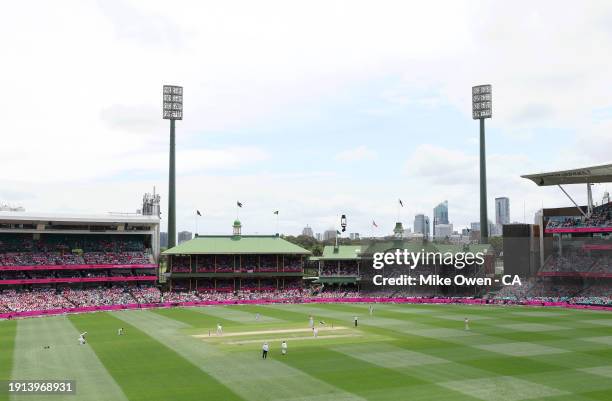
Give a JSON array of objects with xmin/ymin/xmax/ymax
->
[
  {"xmin": 545, "ymin": 227, "xmax": 612, "ymax": 234},
  {"xmin": 538, "ymin": 272, "xmax": 612, "ymax": 278},
  {"xmin": 0, "ymin": 264, "xmax": 156, "ymax": 271},
  {"xmin": 0, "ymin": 276, "xmax": 157, "ymax": 285},
  {"xmin": 1, "ymin": 297, "xmax": 610, "ymax": 319}
]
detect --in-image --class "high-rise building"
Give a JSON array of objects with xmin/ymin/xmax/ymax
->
[
  {"xmin": 433, "ymin": 223, "xmax": 453, "ymax": 239},
  {"xmin": 495, "ymin": 197, "xmax": 510, "ymax": 225},
  {"xmin": 178, "ymin": 231, "xmax": 192, "ymax": 244},
  {"xmin": 433, "ymin": 200, "xmax": 449, "ymax": 237},
  {"xmin": 323, "ymin": 229, "xmax": 337, "ymax": 241},
  {"xmin": 315, "ymin": 233, "xmax": 322, "ymax": 241},
  {"xmin": 302, "ymin": 225, "xmax": 314, "ymax": 238},
  {"xmin": 534, "ymin": 209, "xmax": 543, "ymax": 225},
  {"xmin": 160, "ymin": 232, "xmax": 168, "ymax": 248},
  {"xmin": 349, "ymin": 233, "xmax": 360, "ymax": 240},
  {"xmin": 414, "ymin": 214, "xmax": 430, "ymax": 239},
  {"xmin": 470, "ymin": 221, "xmax": 495, "ymax": 240}
]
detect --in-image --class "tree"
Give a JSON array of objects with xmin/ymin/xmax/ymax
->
[{"xmin": 488, "ymin": 236, "xmax": 503, "ymax": 256}]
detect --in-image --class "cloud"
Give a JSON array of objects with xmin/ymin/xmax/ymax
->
[
  {"xmin": 406, "ymin": 144, "xmax": 476, "ymax": 185},
  {"xmin": 99, "ymin": 104, "xmax": 160, "ymax": 132},
  {"xmin": 335, "ymin": 146, "xmax": 378, "ymax": 162},
  {"xmin": 1, "ymin": 0, "xmax": 611, "ymax": 235},
  {"xmin": 97, "ymin": 0, "xmax": 184, "ymax": 47}
]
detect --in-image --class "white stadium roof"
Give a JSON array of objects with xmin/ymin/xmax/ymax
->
[
  {"xmin": 522, "ymin": 163, "xmax": 612, "ymax": 186},
  {"xmin": 0, "ymin": 211, "xmax": 160, "ymax": 224}
]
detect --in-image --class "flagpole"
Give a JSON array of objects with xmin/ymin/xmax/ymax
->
[
  {"xmin": 275, "ymin": 213, "xmax": 279, "ymax": 234},
  {"xmin": 397, "ymin": 202, "xmax": 400, "ymax": 222}
]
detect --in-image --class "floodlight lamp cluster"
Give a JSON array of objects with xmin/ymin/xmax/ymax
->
[
  {"xmin": 472, "ymin": 84, "xmax": 492, "ymax": 119},
  {"xmin": 163, "ymin": 85, "xmax": 183, "ymax": 120}
]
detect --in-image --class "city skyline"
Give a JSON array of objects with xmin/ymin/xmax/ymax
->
[{"xmin": 1, "ymin": 1, "xmax": 611, "ymax": 237}]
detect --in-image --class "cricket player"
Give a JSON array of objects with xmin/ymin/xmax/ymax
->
[
  {"xmin": 309, "ymin": 316, "xmax": 314, "ymax": 328},
  {"xmin": 464, "ymin": 317, "xmax": 470, "ymax": 331},
  {"xmin": 78, "ymin": 332, "xmax": 87, "ymax": 345},
  {"xmin": 217, "ymin": 323, "xmax": 223, "ymax": 336},
  {"xmin": 354, "ymin": 316, "xmax": 358, "ymax": 327},
  {"xmin": 281, "ymin": 341, "xmax": 288, "ymax": 356},
  {"xmin": 262, "ymin": 342, "xmax": 269, "ymax": 359},
  {"xmin": 313, "ymin": 327, "xmax": 318, "ymax": 338},
  {"xmin": 369, "ymin": 305, "xmax": 373, "ymax": 316},
  {"xmin": 255, "ymin": 313, "xmax": 260, "ymax": 321},
  {"xmin": 118, "ymin": 327, "xmax": 124, "ymax": 336}
]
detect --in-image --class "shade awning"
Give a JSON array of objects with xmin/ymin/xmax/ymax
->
[{"xmin": 521, "ymin": 164, "xmax": 612, "ymax": 186}]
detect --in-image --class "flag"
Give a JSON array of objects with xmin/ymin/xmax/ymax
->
[
  {"xmin": 372, "ymin": 220, "xmax": 378, "ymax": 228},
  {"xmin": 273, "ymin": 210, "xmax": 279, "ymax": 215},
  {"xmin": 237, "ymin": 201, "xmax": 243, "ymax": 208},
  {"xmin": 196, "ymin": 210, "xmax": 202, "ymax": 216},
  {"xmin": 336, "ymin": 230, "xmax": 341, "ymax": 235},
  {"xmin": 399, "ymin": 199, "xmax": 404, "ymax": 207}
]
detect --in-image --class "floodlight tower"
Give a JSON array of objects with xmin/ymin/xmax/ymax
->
[
  {"xmin": 163, "ymin": 85, "xmax": 183, "ymax": 248},
  {"xmin": 472, "ymin": 84, "xmax": 492, "ymax": 244}
]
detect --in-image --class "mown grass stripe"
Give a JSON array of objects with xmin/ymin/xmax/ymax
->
[
  {"xmin": 152, "ymin": 306, "xmax": 237, "ymax": 328},
  {"xmin": 10, "ymin": 316, "xmax": 128, "ymax": 401},
  {"xmin": 116, "ymin": 309, "xmax": 367, "ymax": 401},
  {"xmin": 0, "ymin": 320, "xmax": 17, "ymax": 401},
  {"xmin": 192, "ymin": 305, "xmax": 284, "ymax": 324},
  {"xmin": 280, "ymin": 346, "xmax": 480, "ymax": 401},
  {"xmin": 69, "ymin": 312, "xmax": 242, "ymax": 401}
]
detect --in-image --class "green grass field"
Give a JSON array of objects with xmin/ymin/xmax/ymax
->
[{"xmin": 1, "ymin": 303, "xmax": 612, "ymax": 401}]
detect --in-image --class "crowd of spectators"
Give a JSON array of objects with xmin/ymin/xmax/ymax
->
[
  {"xmin": 541, "ymin": 254, "xmax": 611, "ymax": 274},
  {"xmin": 0, "ymin": 234, "xmax": 152, "ymax": 267},
  {"xmin": 0, "ymin": 289, "xmax": 74, "ymax": 312},
  {"xmin": 2, "ymin": 279, "xmax": 611, "ymax": 315},
  {"xmin": 62, "ymin": 287, "xmax": 135, "ymax": 306},
  {"xmin": 542, "ymin": 255, "xmax": 597, "ymax": 273},
  {"xmin": 546, "ymin": 202, "xmax": 611, "ymax": 230},
  {"xmin": 492, "ymin": 278, "xmax": 611, "ymax": 305},
  {"xmin": 320, "ymin": 263, "xmax": 359, "ymax": 276},
  {"xmin": 131, "ymin": 287, "xmax": 162, "ymax": 303},
  {"xmin": 0, "ymin": 251, "xmax": 151, "ymax": 267}
]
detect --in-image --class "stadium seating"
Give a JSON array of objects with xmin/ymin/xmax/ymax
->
[{"xmin": 546, "ymin": 202, "xmax": 611, "ymax": 230}]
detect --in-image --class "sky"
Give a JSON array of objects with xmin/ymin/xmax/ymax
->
[{"xmin": 1, "ymin": 0, "xmax": 611, "ymax": 237}]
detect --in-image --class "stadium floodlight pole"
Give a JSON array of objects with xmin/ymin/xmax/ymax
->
[
  {"xmin": 472, "ymin": 84, "xmax": 492, "ymax": 244},
  {"xmin": 163, "ymin": 85, "xmax": 183, "ymax": 249}
]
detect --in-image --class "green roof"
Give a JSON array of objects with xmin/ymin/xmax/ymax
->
[
  {"xmin": 360, "ymin": 240, "xmax": 437, "ymax": 255},
  {"xmin": 320, "ymin": 245, "xmax": 362, "ymax": 260},
  {"xmin": 434, "ymin": 244, "xmax": 491, "ymax": 254},
  {"xmin": 163, "ymin": 235, "xmax": 311, "ymax": 255}
]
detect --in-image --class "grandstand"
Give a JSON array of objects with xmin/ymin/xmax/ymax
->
[
  {"xmin": 312, "ymin": 242, "xmax": 493, "ymax": 298},
  {"xmin": 0, "ymin": 210, "xmax": 160, "ymax": 313},
  {"xmin": 316, "ymin": 245, "xmax": 361, "ymax": 281},
  {"xmin": 494, "ymin": 164, "xmax": 612, "ymax": 304},
  {"xmin": 162, "ymin": 220, "xmax": 311, "ymax": 293}
]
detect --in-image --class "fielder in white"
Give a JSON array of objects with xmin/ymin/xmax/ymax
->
[
  {"xmin": 217, "ymin": 323, "xmax": 223, "ymax": 336},
  {"xmin": 281, "ymin": 341, "xmax": 288, "ymax": 356}
]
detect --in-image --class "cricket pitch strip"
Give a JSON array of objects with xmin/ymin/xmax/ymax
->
[{"xmin": 192, "ymin": 326, "xmax": 352, "ymax": 342}]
